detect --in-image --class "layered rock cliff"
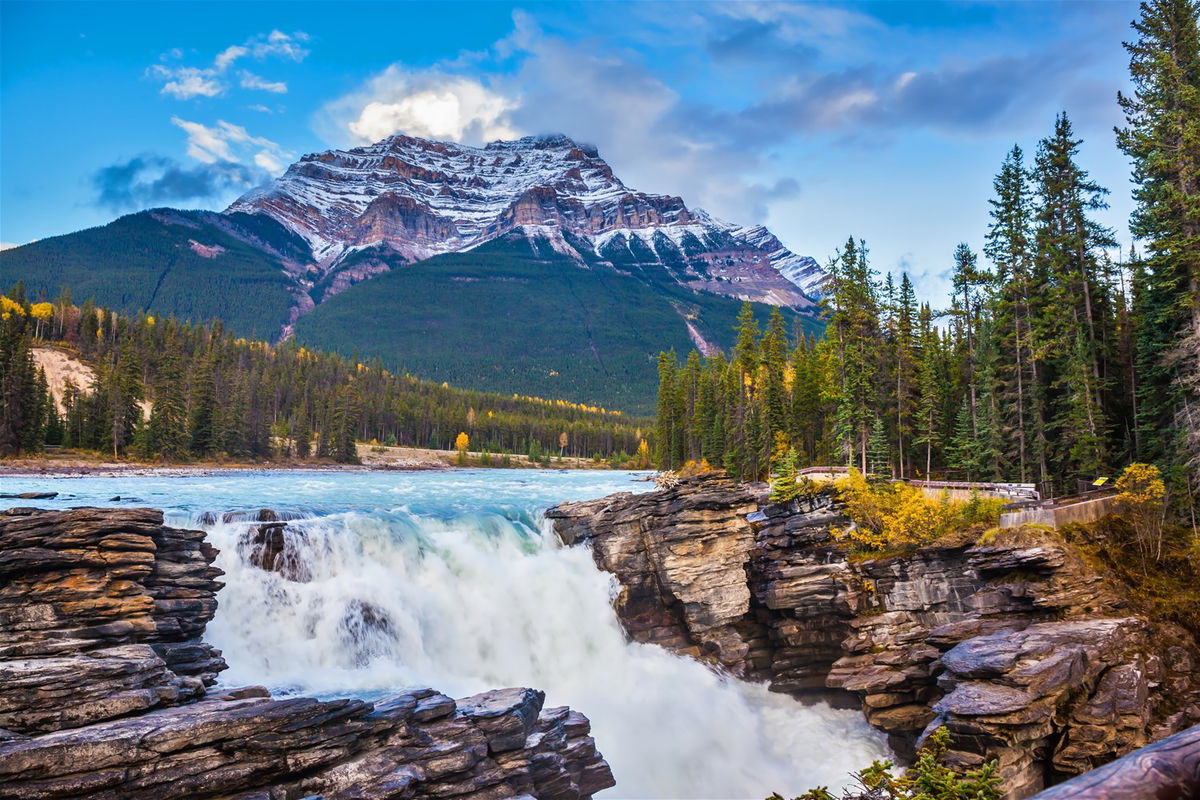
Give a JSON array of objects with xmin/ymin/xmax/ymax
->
[
  {"xmin": 0, "ymin": 506, "xmax": 613, "ymax": 800},
  {"xmin": 547, "ymin": 475, "xmax": 1200, "ymax": 799}
]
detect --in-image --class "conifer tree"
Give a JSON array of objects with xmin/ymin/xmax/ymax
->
[
  {"xmin": 1117, "ymin": 0, "xmax": 1200, "ymax": 497},
  {"xmin": 1033, "ymin": 112, "xmax": 1119, "ymax": 482},
  {"xmin": 985, "ymin": 145, "xmax": 1037, "ymax": 481},
  {"xmin": 762, "ymin": 308, "xmax": 790, "ymax": 446},
  {"xmin": 145, "ymin": 341, "xmax": 188, "ymax": 461},
  {"xmin": 914, "ymin": 306, "xmax": 944, "ymax": 477},
  {"xmin": 654, "ymin": 350, "xmax": 679, "ymax": 469}
]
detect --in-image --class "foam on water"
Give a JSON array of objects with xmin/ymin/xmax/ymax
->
[{"xmin": 3, "ymin": 469, "xmax": 890, "ymax": 798}]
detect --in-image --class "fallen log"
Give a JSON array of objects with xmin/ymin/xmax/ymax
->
[{"xmin": 1029, "ymin": 723, "xmax": 1200, "ymax": 799}]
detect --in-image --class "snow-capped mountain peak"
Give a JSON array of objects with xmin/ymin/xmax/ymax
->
[{"xmin": 227, "ymin": 132, "xmax": 828, "ymax": 305}]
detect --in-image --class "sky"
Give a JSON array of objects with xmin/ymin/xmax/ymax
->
[{"xmin": 1, "ymin": 0, "xmax": 1143, "ymax": 302}]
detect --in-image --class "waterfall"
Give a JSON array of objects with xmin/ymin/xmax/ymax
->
[{"xmin": 201, "ymin": 505, "xmax": 889, "ymax": 798}]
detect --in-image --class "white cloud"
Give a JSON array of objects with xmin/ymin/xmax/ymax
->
[
  {"xmin": 0, "ymin": 241, "xmax": 30, "ymax": 251},
  {"xmin": 149, "ymin": 30, "xmax": 308, "ymax": 100},
  {"xmin": 150, "ymin": 66, "xmax": 223, "ymax": 99},
  {"xmin": 214, "ymin": 45, "xmax": 249, "ymax": 71},
  {"xmin": 253, "ymin": 150, "xmax": 285, "ymax": 172},
  {"xmin": 240, "ymin": 71, "xmax": 288, "ymax": 93},
  {"xmin": 325, "ymin": 68, "xmax": 520, "ymax": 145},
  {"xmin": 253, "ymin": 30, "xmax": 309, "ymax": 61},
  {"xmin": 316, "ymin": 12, "xmax": 776, "ymax": 225},
  {"xmin": 171, "ymin": 116, "xmax": 291, "ymax": 174}
]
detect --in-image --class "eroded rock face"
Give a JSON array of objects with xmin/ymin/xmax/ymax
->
[
  {"xmin": 0, "ymin": 685, "xmax": 612, "ymax": 800},
  {"xmin": 0, "ymin": 507, "xmax": 614, "ymax": 799},
  {"xmin": 547, "ymin": 475, "xmax": 1200, "ymax": 799},
  {"xmin": 0, "ymin": 506, "xmax": 227, "ymax": 732},
  {"xmin": 548, "ymin": 475, "xmax": 760, "ymax": 667}
]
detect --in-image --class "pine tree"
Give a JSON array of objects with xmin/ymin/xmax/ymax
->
[
  {"xmin": 825, "ymin": 237, "xmax": 881, "ymax": 470},
  {"xmin": 189, "ymin": 349, "xmax": 219, "ymax": 457},
  {"xmin": 768, "ymin": 447, "xmax": 801, "ymax": 504},
  {"xmin": 762, "ymin": 308, "xmax": 790, "ymax": 446},
  {"xmin": 914, "ymin": 306, "xmax": 944, "ymax": 477},
  {"xmin": 1117, "ymin": 0, "xmax": 1200, "ymax": 500},
  {"xmin": 986, "ymin": 145, "xmax": 1038, "ymax": 482},
  {"xmin": 1033, "ymin": 112, "xmax": 1119, "ymax": 485},
  {"xmin": 866, "ymin": 413, "xmax": 892, "ymax": 477},
  {"xmin": 145, "ymin": 341, "xmax": 188, "ymax": 460},
  {"xmin": 654, "ymin": 350, "xmax": 679, "ymax": 470},
  {"xmin": 894, "ymin": 273, "xmax": 919, "ymax": 477}
]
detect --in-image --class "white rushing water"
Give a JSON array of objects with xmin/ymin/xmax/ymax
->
[{"xmin": 4, "ymin": 469, "xmax": 889, "ymax": 798}]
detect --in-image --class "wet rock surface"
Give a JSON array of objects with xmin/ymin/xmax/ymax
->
[
  {"xmin": 0, "ymin": 507, "xmax": 613, "ymax": 800},
  {"xmin": 548, "ymin": 474, "xmax": 1200, "ymax": 799}
]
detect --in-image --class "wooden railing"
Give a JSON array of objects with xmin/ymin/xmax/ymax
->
[{"xmin": 907, "ymin": 479, "xmax": 1041, "ymax": 502}]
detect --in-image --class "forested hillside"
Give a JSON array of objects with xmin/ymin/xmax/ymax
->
[
  {"xmin": 654, "ymin": 1, "xmax": 1199, "ymax": 515},
  {"xmin": 0, "ymin": 210, "xmax": 306, "ymax": 340},
  {"xmin": 0, "ymin": 286, "xmax": 649, "ymax": 463},
  {"xmin": 294, "ymin": 233, "xmax": 821, "ymax": 415}
]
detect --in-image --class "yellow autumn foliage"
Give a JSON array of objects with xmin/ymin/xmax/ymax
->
[
  {"xmin": 1, "ymin": 296, "xmax": 25, "ymax": 319},
  {"xmin": 30, "ymin": 302, "xmax": 53, "ymax": 321},
  {"xmin": 1115, "ymin": 462, "xmax": 1168, "ymax": 564},
  {"xmin": 832, "ymin": 468, "xmax": 1004, "ymax": 552},
  {"xmin": 635, "ymin": 438, "xmax": 651, "ymax": 468},
  {"xmin": 1115, "ymin": 462, "xmax": 1165, "ymax": 508}
]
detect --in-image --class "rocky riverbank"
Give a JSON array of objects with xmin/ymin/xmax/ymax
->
[
  {"xmin": 547, "ymin": 474, "xmax": 1200, "ymax": 799},
  {"xmin": 0, "ymin": 506, "xmax": 613, "ymax": 799}
]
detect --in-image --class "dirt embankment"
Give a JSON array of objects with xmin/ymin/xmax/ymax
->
[
  {"xmin": 31, "ymin": 347, "xmax": 152, "ymax": 418},
  {"xmin": 31, "ymin": 347, "xmax": 96, "ymax": 414}
]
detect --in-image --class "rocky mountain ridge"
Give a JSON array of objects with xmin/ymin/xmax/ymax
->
[
  {"xmin": 229, "ymin": 133, "xmax": 827, "ymax": 308},
  {"xmin": 546, "ymin": 475, "xmax": 1200, "ymax": 799},
  {"xmin": 0, "ymin": 506, "xmax": 613, "ymax": 799}
]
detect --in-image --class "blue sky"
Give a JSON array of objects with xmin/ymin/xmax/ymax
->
[{"xmin": 1, "ymin": 0, "xmax": 1141, "ymax": 302}]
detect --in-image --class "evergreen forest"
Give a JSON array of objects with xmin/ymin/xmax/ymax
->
[
  {"xmin": 0, "ymin": 287, "xmax": 649, "ymax": 464},
  {"xmin": 654, "ymin": 0, "xmax": 1200, "ymax": 518}
]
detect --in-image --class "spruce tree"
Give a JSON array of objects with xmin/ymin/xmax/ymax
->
[
  {"xmin": 914, "ymin": 306, "xmax": 944, "ymax": 477},
  {"xmin": 1117, "ymin": 0, "xmax": 1200, "ymax": 498},
  {"xmin": 762, "ymin": 308, "xmax": 790, "ymax": 446},
  {"xmin": 986, "ymin": 145, "xmax": 1037, "ymax": 482},
  {"xmin": 145, "ymin": 341, "xmax": 188, "ymax": 461}
]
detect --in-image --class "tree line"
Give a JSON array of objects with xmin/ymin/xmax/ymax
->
[
  {"xmin": 655, "ymin": 0, "xmax": 1199, "ymax": 515},
  {"xmin": 0, "ymin": 288, "xmax": 649, "ymax": 462}
]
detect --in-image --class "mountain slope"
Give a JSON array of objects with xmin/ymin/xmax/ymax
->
[
  {"xmin": 293, "ymin": 233, "xmax": 821, "ymax": 415},
  {"xmin": 1, "ymin": 131, "xmax": 827, "ymax": 412},
  {"xmin": 0, "ymin": 210, "xmax": 309, "ymax": 340}
]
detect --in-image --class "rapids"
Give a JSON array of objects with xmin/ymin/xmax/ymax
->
[{"xmin": 1, "ymin": 469, "xmax": 890, "ymax": 798}]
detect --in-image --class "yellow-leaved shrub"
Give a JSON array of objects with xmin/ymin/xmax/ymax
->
[{"xmin": 832, "ymin": 468, "xmax": 1004, "ymax": 552}]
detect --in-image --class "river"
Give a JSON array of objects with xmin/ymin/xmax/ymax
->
[{"xmin": 1, "ymin": 468, "xmax": 889, "ymax": 798}]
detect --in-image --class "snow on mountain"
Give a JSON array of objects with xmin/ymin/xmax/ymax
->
[{"xmin": 228, "ymin": 132, "xmax": 827, "ymax": 306}]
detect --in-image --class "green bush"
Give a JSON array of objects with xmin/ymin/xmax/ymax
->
[{"xmin": 768, "ymin": 727, "xmax": 1001, "ymax": 800}]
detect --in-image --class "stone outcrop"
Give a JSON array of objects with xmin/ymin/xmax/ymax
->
[
  {"xmin": 547, "ymin": 475, "xmax": 1200, "ymax": 799},
  {"xmin": 0, "ymin": 507, "xmax": 614, "ymax": 799}
]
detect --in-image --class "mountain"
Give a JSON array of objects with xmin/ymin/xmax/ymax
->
[
  {"xmin": 229, "ymin": 133, "xmax": 829, "ymax": 307},
  {"xmin": 1, "ymin": 132, "xmax": 827, "ymax": 413},
  {"xmin": 0, "ymin": 209, "xmax": 309, "ymax": 340}
]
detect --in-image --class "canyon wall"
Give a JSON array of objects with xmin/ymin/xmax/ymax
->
[
  {"xmin": 547, "ymin": 475, "xmax": 1200, "ymax": 799},
  {"xmin": 0, "ymin": 506, "xmax": 613, "ymax": 800}
]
